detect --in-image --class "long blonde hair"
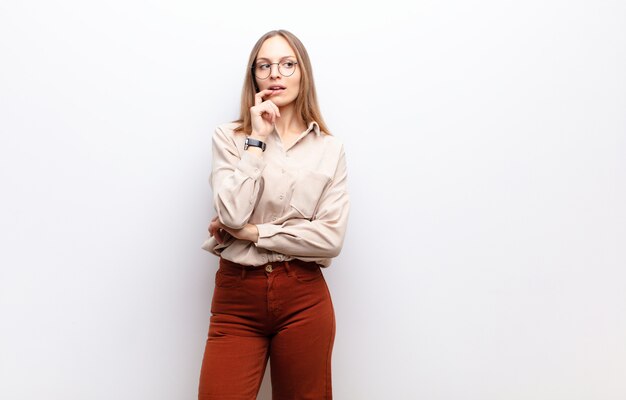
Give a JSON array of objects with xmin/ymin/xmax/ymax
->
[{"xmin": 233, "ymin": 30, "xmax": 331, "ymax": 135}]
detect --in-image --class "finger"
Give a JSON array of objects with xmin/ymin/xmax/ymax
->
[
  {"xmin": 267, "ymin": 101, "xmax": 280, "ymax": 120},
  {"xmin": 268, "ymin": 100, "xmax": 281, "ymax": 118},
  {"xmin": 208, "ymin": 219, "xmax": 219, "ymax": 236},
  {"xmin": 254, "ymin": 89, "xmax": 276, "ymax": 106},
  {"xmin": 259, "ymin": 106, "xmax": 277, "ymax": 123},
  {"xmin": 257, "ymin": 99, "xmax": 279, "ymax": 118},
  {"xmin": 260, "ymin": 106, "xmax": 275, "ymax": 121},
  {"xmin": 252, "ymin": 102, "xmax": 276, "ymax": 120},
  {"xmin": 264, "ymin": 105, "xmax": 277, "ymax": 124}
]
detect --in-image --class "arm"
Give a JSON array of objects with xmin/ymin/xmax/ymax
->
[
  {"xmin": 210, "ymin": 126, "xmax": 266, "ymax": 229},
  {"xmin": 210, "ymin": 89, "xmax": 281, "ymax": 229},
  {"xmin": 253, "ymin": 145, "xmax": 350, "ymax": 258}
]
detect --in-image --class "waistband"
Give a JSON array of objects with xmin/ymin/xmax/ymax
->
[{"xmin": 219, "ymin": 257, "xmax": 320, "ymax": 278}]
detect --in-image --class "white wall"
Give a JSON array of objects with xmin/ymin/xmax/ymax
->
[{"xmin": 1, "ymin": 1, "xmax": 625, "ymax": 399}]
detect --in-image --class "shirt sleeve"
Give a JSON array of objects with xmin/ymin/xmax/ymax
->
[
  {"xmin": 254, "ymin": 145, "xmax": 350, "ymax": 258},
  {"xmin": 210, "ymin": 126, "xmax": 266, "ymax": 229}
]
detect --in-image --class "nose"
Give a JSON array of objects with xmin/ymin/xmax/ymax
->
[{"xmin": 269, "ymin": 63, "xmax": 280, "ymax": 79}]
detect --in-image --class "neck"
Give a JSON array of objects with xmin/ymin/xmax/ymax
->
[{"xmin": 274, "ymin": 103, "xmax": 306, "ymax": 138}]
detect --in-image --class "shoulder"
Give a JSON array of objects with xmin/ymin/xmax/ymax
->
[
  {"xmin": 308, "ymin": 121, "xmax": 345, "ymax": 154},
  {"xmin": 321, "ymin": 133, "xmax": 344, "ymax": 146},
  {"xmin": 214, "ymin": 121, "xmax": 242, "ymax": 137},
  {"xmin": 320, "ymin": 133, "xmax": 346, "ymax": 158},
  {"xmin": 212, "ymin": 121, "xmax": 245, "ymax": 146}
]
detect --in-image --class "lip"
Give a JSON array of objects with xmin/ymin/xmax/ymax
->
[
  {"xmin": 268, "ymin": 87, "xmax": 286, "ymax": 96},
  {"xmin": 268, "ymin": 85, "xmax": 286, "ymax": 90}
]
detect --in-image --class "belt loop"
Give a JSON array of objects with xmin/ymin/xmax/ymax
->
[
  {"xmin": 284, "ymin": 261, "xmax": 293, "ymax": 277},
  {"xmin": 241, "ymin": 267, "xmax": 247, "ymax": 279}
]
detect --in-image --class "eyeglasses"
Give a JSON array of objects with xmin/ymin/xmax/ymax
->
[{"xmin": 252, "ymin": 60, "xmax": 299, "ymax": 79}]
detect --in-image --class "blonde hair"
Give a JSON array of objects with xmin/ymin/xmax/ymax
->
[{"xmin": 233, "ymin": 29, "xmax": 331, "ymax": 135}]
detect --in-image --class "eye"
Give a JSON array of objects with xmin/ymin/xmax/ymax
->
[
  {"xmin": 257, "ymin": 63, "xmax": 271, "ymax": 70},
  {"xmin": 282, "ymin": 61, "xmax": 296, "ymax": 69}
]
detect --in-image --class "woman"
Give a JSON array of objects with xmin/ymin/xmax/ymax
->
[{"xmin": 198, "ymin": 29, "xmax": 350, "ymax": 400}]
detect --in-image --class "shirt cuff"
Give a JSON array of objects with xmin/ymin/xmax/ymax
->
[
  {"xmin": 254, "ymin": 223, "xmax": 282, "ymax": 248},
  {"xmin": 237, "ymin": 151, "xmax": 266, "ymax": 179}
]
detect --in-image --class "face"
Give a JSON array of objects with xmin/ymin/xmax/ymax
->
[{"xmin": 254, "ymin": 35, "xmax": 301, "ymax": 108}]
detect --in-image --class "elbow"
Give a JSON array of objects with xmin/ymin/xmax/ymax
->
[
  {"xmin": 317, "ymin": 219, "xmax": 348, "ymax": 258},
  {"xmin": 219, "ymin": 215, "xmax": 247, "ymax": 230},
  {"xmin": 322, "ymin": 237, "xmax": 344, "ymax": 258},
  {"xmin": 214, "ymin": 196, "xmax": 250, "ymax": 229},
  {"xmin": 215, "ymin": 208, "xmax": 248, "ymax": 230},
  {"xmin": 325, "ymin": 246, "xmax": 342, "ymax": 258}
]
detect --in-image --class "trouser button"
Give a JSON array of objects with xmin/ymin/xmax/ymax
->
[{"xmin": 265, "ymin": 265, "xmax": 273, "ymax": 273}]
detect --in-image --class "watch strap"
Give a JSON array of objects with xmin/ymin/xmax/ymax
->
[{"xmin": 244, "ymin": 137, "xmax": 266, "ymax": 151}]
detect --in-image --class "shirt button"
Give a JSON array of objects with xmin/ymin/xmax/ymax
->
[
  {"xmin": 279, "ymin": 194, "xmax": 284, "ymax": 200},
  {"xmin": 265, "ymin": 265, "xmax": 273, "ymax": 273},
  {"xmin": 272, "ymin": 216, "xmax": 277, "ymax": 221}
]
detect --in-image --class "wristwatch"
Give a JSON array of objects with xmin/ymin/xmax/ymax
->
[{"xmin": 244, "ymin": 137, "xmax": 266, "ymax": 152}]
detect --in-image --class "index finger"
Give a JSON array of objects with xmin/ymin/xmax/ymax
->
[{"xmin": 254, "ymin": 89, "xmax": 275, "ymax": 106}]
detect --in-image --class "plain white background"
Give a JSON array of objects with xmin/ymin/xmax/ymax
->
[{"xmin": 1, "ymin": 1, "xmax": 625, "ymax": 399}]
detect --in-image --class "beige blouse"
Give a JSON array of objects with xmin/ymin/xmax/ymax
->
[{"xmin": 201, "ymin": 120, "xmax": 350, "ymax": 267}]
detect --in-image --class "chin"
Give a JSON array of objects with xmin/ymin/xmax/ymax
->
[{"xmin": 275, "ymin": 96, "xmax": 297, "ymax": 108}]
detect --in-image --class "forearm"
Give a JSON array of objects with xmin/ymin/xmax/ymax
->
[
  {"xmin": 254, "ymin": 214, "xmax": 349, "ymax": 258},
  {"xmin": 217, "ymin": 222, "xmax": 260, "ymax": 243}
]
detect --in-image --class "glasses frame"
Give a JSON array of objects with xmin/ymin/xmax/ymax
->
[{"xmin": 251, "ymin": 60, "xmax": 299, "ymax": 80}]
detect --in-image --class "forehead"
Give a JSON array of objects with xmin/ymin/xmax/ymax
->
[{"xmin": 257, "ymin": 36, "xmax": 296, "ymax": 60}]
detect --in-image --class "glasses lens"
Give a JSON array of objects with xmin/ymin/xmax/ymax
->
[
  {"xmin": 254, "ymin": 63, "xmax": 270, "ymax": 79},
  {"xmin": 279, "ymin": 61, "xmax": 297, "ymax": 77}
]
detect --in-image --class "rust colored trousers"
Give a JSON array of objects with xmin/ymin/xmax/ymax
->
[{"xmin": 198, "ymin": 257, "xmax": 336, "ymax": 400}]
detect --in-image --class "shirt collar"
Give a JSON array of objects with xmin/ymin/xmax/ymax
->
[{"xmin": 306, "ymin": 120, "xmax": 321, "ymax": 136}]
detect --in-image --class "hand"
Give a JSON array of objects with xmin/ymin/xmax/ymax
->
[
  {"xmin": 208, "ymin": 216, "xmax": 228, "ymax": 244},
  {"xmin": 250, "ymin": 89, "xmax": 281, "ymax": 138},
  {"xmin": 208, "ymin": 216, "xmax": 259, "ymax": 244}
]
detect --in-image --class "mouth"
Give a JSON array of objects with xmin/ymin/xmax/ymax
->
[{"xmin": 268, "ymin": 85, "xmax": 286, "ymax": 93}]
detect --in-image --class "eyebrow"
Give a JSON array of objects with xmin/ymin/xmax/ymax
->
[{"xmin": 255, "ymin": 55, "xmax": 296, "ymax": 62}]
